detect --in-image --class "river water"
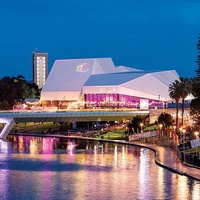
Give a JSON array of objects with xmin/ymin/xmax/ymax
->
[{"xmin": 0, "ymin": 135, "xmax": 199, "ymax": 200}]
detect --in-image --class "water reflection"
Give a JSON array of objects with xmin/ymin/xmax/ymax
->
[{"xmin": 0, "ymin": 136, "xmax": 199, "ymax": 200}]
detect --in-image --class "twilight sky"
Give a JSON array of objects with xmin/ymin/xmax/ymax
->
[{"xmin": 0, "ymin": 0, "xmax": 200, "ymax": 81}]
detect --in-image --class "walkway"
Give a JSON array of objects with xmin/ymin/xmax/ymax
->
[{"xmin": 132, "ymin": 142, "xmax": 200, "ymax": 181}]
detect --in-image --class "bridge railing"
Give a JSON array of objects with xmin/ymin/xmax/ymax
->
[{"xmin": 1, "ymin": 107, "xmax": 146, "ymax": 113}]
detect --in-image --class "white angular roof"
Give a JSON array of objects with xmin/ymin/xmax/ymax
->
[
  {"xmin": 41, "ymin": 57, "xmax": 179, "ymax": 101},
  {"xmin": 42, "ymin": 58, "xmax": 136, "ymax": 91},
  {"xmin": 83, "ymin": 70, "xmax": 179, "ymax": 101}
]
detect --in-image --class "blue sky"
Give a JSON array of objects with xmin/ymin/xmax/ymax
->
[{"xmin": 0, "ymin": 0, "xmax": 200, "ymax": 80}]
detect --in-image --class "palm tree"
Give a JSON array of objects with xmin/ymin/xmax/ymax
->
[
  {"xmin": 169, "ymin": 77, "xmax": 191, "ymax": 129},
  {"xmin": 190, "ymin": 77, "xmax": 200, "ymax": 124},
  {"xmin": 190, "ymin": 77, "xmax": 200, "ymax": 98},
  {"xmin": 169, "ymin": 79, "xmax": 181, "ymax": 130},
  {"xmin": 179, "ymin": 77, "xmax": 191, "ymax": 125}
]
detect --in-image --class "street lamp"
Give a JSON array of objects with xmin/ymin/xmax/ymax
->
[
  {"xmin": 173, "ymin": 125, "xmax": 176, "ymax": 133},
  {"xmin": 194, "ymin": 131, "xmax": 199, "ymax": 139},
  {"xmin": 194, "ymin": 131, "xmax": 199, "ymax": 156},
  {"xmin": 159, "ymin": 124, "xmax": 163, "ymax": 137},
  {"xmin": 140, "ymin": 123, "xmax": 143, "ymax": 133},
  {"xmin": 182, "ymin": 128, "xmax": 186, "ymax": 162},
  {"xmin": 179, "ymin": 127, "xmax": 182, "ymax": 143},
  {"xmin": 172, "ymin": 125, "xmax": 176, "ymax": 144}
]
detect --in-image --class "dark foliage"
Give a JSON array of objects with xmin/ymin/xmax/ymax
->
[
  {"xmin": 0, "ymin": 75, "xmax": 40, "ymax": 109},
  {"xmin": 196, "ymin": 34, "xmax": 200, "ymax": 79},
  {"xmin": 157, "ymin": 112, "xmax": 174, "ymax": 128},
  {"xmin": 131, "ymin": 115, "xmax": 149, "ymax": 133},
  {"xmin": 191, "ymin": 34, "xmax": 200, "ymax": 125}
]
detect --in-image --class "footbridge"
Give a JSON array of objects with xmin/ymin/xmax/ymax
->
[{"xmin": 0, "ymin": 110, "xmax": 149, "ymax": 139}]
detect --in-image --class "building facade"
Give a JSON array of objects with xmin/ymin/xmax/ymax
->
[
  {"xmin": 40, "ymin": 57, "xmax": 180, "ymax": 110},
  {"xmin": 33, "ymin": 52, "xmax": 48, "ymax": 89}
]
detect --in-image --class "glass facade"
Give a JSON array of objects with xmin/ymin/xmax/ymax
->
[{"xmin": 85, "ymin": 94, "xmax": 165, "ymax": 109}]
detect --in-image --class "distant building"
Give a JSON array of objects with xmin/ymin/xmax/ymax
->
[{"xmin": 32, "ymin": 52, "xmax": 48, "ymax": 89}]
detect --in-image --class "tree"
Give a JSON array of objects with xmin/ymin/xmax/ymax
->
[
  {"xmin": 23, "ymin": 82, "xmax": 40, "ymax": 98},
  {"xmin": 179, "ymin": 77, "xmax": 191, "ymax": 125},
  {"xmin": 168, "ymin": 79, "xmax": 181, "ymax": 129},
  {"xmin": 0, "ymin": 100, "xmax": 11, "ymax": 110},
  {"xmin": 190, "ymin": 34, "xmax": 200, "ymax": 125},
  {"xmin": 0, "ymin": 75, "xmax": 40, "ymax": 109},
  {"xmin": 190, "ymin": 77, "xmax": 200, "ymax": 118},
  {"xmin": 0, "ymin": 76, "xmax": 19, "ymax": 108},
  {"xmin": 157, "ymin": 112, "xmax": 174, "ymax": 128},
  {"xmin": 196, "ymin": 34, "xmax": 200, "ymax": 79},
  {"xmin": 126, "ymin": 121, "xmax": 134, "ymax": 135},
  {"xmin": 169, "ymin": 77, "xmax": 191, "ymax": 128},
  {"xmin": 131, "ymin": 115, "xmax": 149, "ymax": 133},
  {"xmin": 190, "ymin": 77, "xmax": 200, "ymax": 98}
]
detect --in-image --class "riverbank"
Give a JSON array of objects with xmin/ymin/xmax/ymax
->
[
  {"xmin": 11, "ymin": 122, "xmax": 200, "ymax": 158},
  {"xmin": 7, "ymin": 132, "xmax": 200, "ymax": 182}
]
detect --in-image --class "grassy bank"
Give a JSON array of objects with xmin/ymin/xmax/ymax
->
[{"xmin": 12, "ymin": 122, "xmax": 61, "ymax": 133}]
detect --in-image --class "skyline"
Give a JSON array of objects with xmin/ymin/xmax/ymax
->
[{"xmin": 0, "ymin": 1, "xmax": 200, "ymax": 80}]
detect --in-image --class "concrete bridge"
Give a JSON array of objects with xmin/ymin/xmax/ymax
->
[{"xmin": 0, "ymin": 110, "xmax": 149, "ymax": 138}]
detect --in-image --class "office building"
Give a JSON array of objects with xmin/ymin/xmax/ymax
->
[{"xmin": 33, "ymin": 52, "xmax": 48, "ymax": 89}]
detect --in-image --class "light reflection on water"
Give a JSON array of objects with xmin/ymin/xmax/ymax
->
[{"xmin": 0, "ymin": 136, "xmax": 199, "ymax": 200}]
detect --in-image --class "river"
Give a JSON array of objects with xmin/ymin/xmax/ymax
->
[{"xmin": 0, "ymin": 135, "xmax": 199, "ymax": 200}]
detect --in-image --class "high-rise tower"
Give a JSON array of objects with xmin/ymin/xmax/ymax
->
[{"xmin": 33, "ymin": 52, "xmax": 48, "ymax": 89}]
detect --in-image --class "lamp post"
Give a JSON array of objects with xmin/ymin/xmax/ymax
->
[
  {"xmin": 173, "ymin": 126, "xmax": 176, "ymax": 134},
  {"xmin": 194, "ymin": 131, "xmax": 199, "ymax": 156},
  {"xmin": 179, "ymin": 127, "xmax": 182, "ymax": 142},
  {"xmin": 140, "ymin": 123, "xmax": 143, "ymax": 133},
  {"xmin": 182, "ymin": 128, "xmax": 186, "ymax": 162},
  {"xmin": 172, "ymin": 125, "xmax": 176, "ymax": 144},
  {"xmin": 194, "ymin": 131, "xmax": 199, "ymax": 139},
  {"xmin": 159, "ymin": 124, "xmax": 163, "ymax": 137}
]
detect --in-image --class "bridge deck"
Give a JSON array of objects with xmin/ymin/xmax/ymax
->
[
  {"xmin": 0, "ymin": 110, "xmax": 149, "ymax": 138},
  {"xmin": 0, "ymin": 110, "xmax": 149, "ymax": 123}
]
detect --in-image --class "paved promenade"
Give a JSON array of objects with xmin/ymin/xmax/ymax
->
[{"xmin": 132, "ymin": 142, "xmax": 200, "ymax": 181}]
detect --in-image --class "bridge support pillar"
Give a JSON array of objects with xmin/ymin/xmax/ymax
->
[{"xmin": 0, "ymin": 118, "xmax": 15, "ymax": 139}]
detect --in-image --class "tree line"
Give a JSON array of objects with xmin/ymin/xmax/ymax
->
[
  {"xmin": 168, "ymin": 34, "xmax": 200, "ymax": 129},
  {"xmin": 0, "ymin": 75, "xmax": 40, "ymax": 110}
]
